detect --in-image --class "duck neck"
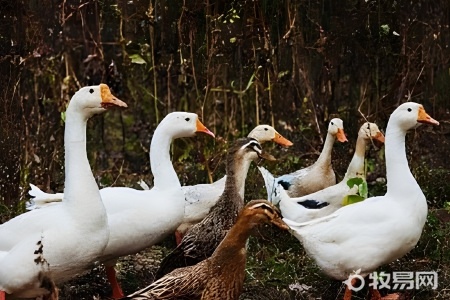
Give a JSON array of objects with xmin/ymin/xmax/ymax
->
[
  {"xmin": 315, "ymin": 132, "xmax": 335, "ymax": 167},
  {"xmin": 343, "ymin": 136, "xmax": 366, "ymax": 180},
  {"xmin": 63, "ymin": 108, "xmax": 102, "ymax": 208},
  {"xmin": 385, "ymin": 122, "xmax": 419, "ymax": 196},
  {"xmin": 213, "ymin": 215, "xmax": 254, "ymax": 258},
  {"xmin": 149, "ymin": 125, "xmax": 181, "ymax": 190},
  {"xmin": 225, "ymin": 156, "xmax": 252, "ymax": 199}
]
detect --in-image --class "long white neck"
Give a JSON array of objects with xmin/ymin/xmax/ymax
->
[
  {"xmin": 149, "ymin": 126, "xmax": 181, "ymax": 190},
  {"xmin": 385, "ymin": 122, "xmax": 421, "ymax": 197},
  {"xmin": 315, "ymin": 132, "xmax": 335, "ymax": 166},
  {"xmin": 63, "ymin": 107, "xmax": 103, "ymax": 213},
  {"xmin": 342, "ymin": 136, "xmax": 366, "ymax": 180}
]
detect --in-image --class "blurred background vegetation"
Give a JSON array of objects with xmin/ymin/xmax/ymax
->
[{"xmin": 0, "ymin": 0, "xmax": 449, "ymax": 299}]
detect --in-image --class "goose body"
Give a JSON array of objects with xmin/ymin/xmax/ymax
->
[
  {"xmin": 284, "ymin": 103, "xmax": 439, "ymax": 298},
  {"xmin": 0, "ymin": 84, "xmax": 127, "ymax": 298},
  {"xmin": 155, "ymin": 137, "xmax": 276, "ymax": 278},
  {"xmin": 260, "ymin": 122, "xmax": 385, "ymax": 223},
  {"xmin": 260, "ymin": 118, "xmax": 347, "ymax": 199},
  {"xmin": 122, "ymin": 200, "xmax": 288, "ymax": 300}
]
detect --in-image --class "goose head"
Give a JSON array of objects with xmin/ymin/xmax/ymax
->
[
  {"xmin": 328, "ymin": 118, "xmax": 348, "ymax": 142},
  {"xmin": 247, "ymin": 125, "xmax": 293, "ymax": 147},
  {"xmin": 390, "ymin": 102, "xmax": 439, "ymax": 130},
  {"xmin": 68, "ymin": 84, "xmax": 127, "ymax": 117},
  {"xmin": 359, "ymin": 122, "xmax": 385, "ymax": 144},
  {"xmin": 240, "ymin": 200, "xmax": 289, "ymax": 230},
  {"xmin": 159, "ymin": 112, "xmax": 215, "ymax": 139}
]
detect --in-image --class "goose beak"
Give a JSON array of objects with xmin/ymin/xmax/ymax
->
[
  {"xmin": 273, "ymin": 132, "xmax": 293, "ymax": 147},
  {"xmin": 100, "ymin": 84, "xmax": 128, "ymax": 108},
  {"xmin": 417, "ymin": 106, "xmax": 439, "ymax": 126},
  {"xmin": 258, "ymin": 151, "xmax": 276, "ymax": 161},
  {"xmin": 196, "ymin": 119, "xmax": 215, "ymax": 138},
  {"xmin": 373, "ymin": 131, "xmax": 385, "ymax": 143},
  {"xmin": 271, "ymin": 216, "xmax": 290, "ymax": 231},
  {"xmin": 336, "ymin": 128, "xmax": 348, "ymax": 142}
]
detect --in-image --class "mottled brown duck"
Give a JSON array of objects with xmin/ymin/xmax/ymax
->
[
  {"xmin": 175, "ymin": 125, "xmax": 292, "ymax": 244},
  {"xmin": 154, "ymin": 137, "xmax": 275, "ymax": 278},
  {"xmin": 122, "ymin": 200, "xmax": 288, "ymax": 300}
]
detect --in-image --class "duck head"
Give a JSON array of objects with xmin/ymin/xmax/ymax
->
[
  {"xmin": 229, "ymin": 138, "xmax": 276, "ymax": 165},
  {"xmin": 328, "ymin": 118, "xmax": 348, "ymax": 142},
  {"xmin": 247, "ymin": 125, "xmax": 293, "ymax": 147},
  {"xmin": 241, "ymin": 200, "xmax": 289, "ymax": 230}
]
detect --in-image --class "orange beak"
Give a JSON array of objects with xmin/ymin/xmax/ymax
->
[
  {"xmin": 196, "ymin": 119, "xmax": 215, "ymax": 138},
  {"xmin": 336, "ymin": 128, "xmax": 348, "ymax": 142},
  {"xmin": 273, "ymin": 132, "xmax": 293, "ymax": 147},
  {"xmin": 100, "ymin": 84, "xmax": 128, "ymax": 108},
  {"xmin": 417, "ymin": 106, "xmax": 439, "ymax": 126},
  {"xmin": 373, "ymin": 131, "xmax": 385, "ymax": 143}
]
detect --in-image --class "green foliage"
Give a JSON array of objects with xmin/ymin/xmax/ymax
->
[
  {"xmin": 129, "ymin": 54, "xmax": 147, "ymax": 65},
  {"xmin": 380, "ymin": 24, "xmax": 390, "ymax": 35},
  {"xmin": 342, "ymin": 177, "xmax": 368, "ymax": 206}
]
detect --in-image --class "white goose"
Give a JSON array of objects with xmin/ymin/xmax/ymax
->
[
  {"xmin": 0, "ymin": 84, "xmax": 127, "ymax": 299},
  {"xmin": 283, "ymin": 103, "xmax": 439, "ymax": 300},
  {"xmin": 32, "ymin": 112, "xmax": 214, "ymax": 298},
  {"xmin": 260, "ymin": 118, "xmax": 347, "ymax": 199},
  {"xmin": 97, "ymin": 112, "xmax": 214, "ymax": 298},
  {"xmin": 175, "ymin": 124, "xmax": 292, "ymax": 243},
  {"xmin": 259, "ymin": 122, "xmax": 385, "ymax": 223}
]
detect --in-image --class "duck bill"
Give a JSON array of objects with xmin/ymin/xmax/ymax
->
[
  {"xmin": 336, "ymin": 128, "xmax": 348, "ymax": 142},
  {"xmin": 417, "ymin": 106, "xmax": 439, "ymax": 125},
  {"xmin": 373, "ymin": 132, "xmax": 385, "ymax": 143},
  {"xmin": 271, "ymin": 217, "xmax": 290, "ymax": 231},
  {"xmin": 273, "ymin": 133, "xmax": 293, "ymax": 147},
  {"xmin": 100, "ymin": 84, "xmax": 128, "ymax": 108},
  {"xmin": 196, "ymin": 119, "xmax": 215, "ymax": 138},
  {"xmin": 258, "ymin": 151, "xmax": 276, "ymax": 161}
]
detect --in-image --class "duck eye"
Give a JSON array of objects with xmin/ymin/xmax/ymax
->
[
  {"xmin": 331, "ymin": 122, "xmax": 334, "ymax": 125},
  {"xmin": 264, "ymin": 128, "xmax": 268, "ymax": 131},
  {"xmin": 407, "ymin": 108, "xmax": 412, "ymax": 112},
  {"xmin": 185, "ymin": 118, "xmax": 190, "ymax": 122},
  {"xmin": 89, "ymin": 88, "xmax": 94, "ymax": 94}
]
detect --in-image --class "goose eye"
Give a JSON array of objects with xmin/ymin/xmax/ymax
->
[
  {"xmin": 264, "ymin": 128, "xmax": 268, "ymax": 131},
  {"xmin": 89, "ymin": 88, "xmax": 94, "ymax": 94},
  {"xmin": 185, "ymin": 118, "xmax": 190, "ymax": 122},
  {"xmin": 407, "ymin": 108, "xmax": 412, "ymax": 112},
  {"xmin": 331, "ymin": 122, "xmax": 334, "ymax": 125}
]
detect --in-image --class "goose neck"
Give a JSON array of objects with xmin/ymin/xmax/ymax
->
[
  {"xmin": 63, "ymin": 108, "xmax": 102, "ymax": 209},
  {"xmin": 149, "ymin": 126, "xmax": 181, "ymax": 190},
  {"xmin": 384, "ymin": 123, "xmax": 418, "ymax": 196},
  {"xmin": 315, "ymin": 132, "xmax": 335, "ymax": 166},
  {"xmin": 343, "ymin": 135, "xmax": 366, "ymax": 180}
]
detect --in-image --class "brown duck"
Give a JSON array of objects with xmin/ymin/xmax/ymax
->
[
  {"xmin": 154, "ymin": 137, "xmax": 275, "ymax": 278},
  {"xmin": 122, "ymin": 200, "xmax": 288, "ymax": 299}
]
